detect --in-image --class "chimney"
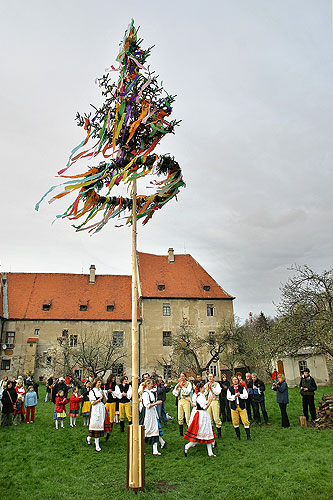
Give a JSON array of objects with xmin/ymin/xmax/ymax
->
[
  {"xmin": 89, "ymin": 265, "xmax": 96, "ymax": 284},
  {"xmin": 168, "ymin": 248, "xmax": 175, "ymax": 263}
]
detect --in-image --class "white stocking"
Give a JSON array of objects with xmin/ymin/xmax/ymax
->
[
  {"xmin": 185, "ymin": 441, "xmax": 196, "ymax": 452},
  {"xmin": 70, "ymin": 416, "xmax": 73, "ymax": 426},
  {"xmin": 207, "ymin": 443, "xmax": 214, "ymax": 456},
  {"xmin": 60, "ymin": 420, "xmax": 64, "ymax": 428},
  {"xmin": 95, "ymin": 438, "xmax": 101, "ymax": 451},
  {"xmin": 159, "ymin": 436, "xmax": 165, "ymax": 447},
  {"xmin": 86, "ymin": 435, "xmax": 91, "ymax": 444},
  {"xmin": 73, "ymin": 417, "xmax": 76, "ymax": 426},
  {"xmin": 153, "ymin": 442, "xmax": 159, "ymax": 455},
  {"xmin": 55, "ymin": 420, "xmax": 58, "ymax": 429}
]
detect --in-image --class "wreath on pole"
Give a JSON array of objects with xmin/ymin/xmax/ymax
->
[{"xmin": 36, "ymin": 19, "xmax": 185, "ymax": 233}]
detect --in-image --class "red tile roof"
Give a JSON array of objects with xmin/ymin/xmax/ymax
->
[
  {"xmin": 137, "ymin": 252, "xmax": 234, "ymax": 299},
  {"xmin": 4, "ymin": 273, "xmax": 134, "ymax": 320}
]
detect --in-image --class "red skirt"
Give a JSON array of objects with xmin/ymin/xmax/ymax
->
[
  {"xmin": 104, "ymin": 408, "xmax": 112, "ymax": 432},
  {"xmin": 184, "ymin": 411, "xmax": 215, "ymax": 444}
]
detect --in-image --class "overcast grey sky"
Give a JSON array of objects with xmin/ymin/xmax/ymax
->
[{"xmin": 1, "ymin": 0, "xmax": 332, "ymax": 321}]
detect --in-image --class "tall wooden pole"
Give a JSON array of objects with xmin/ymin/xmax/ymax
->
[{"xmin": 129, "ymin": 178, "xmax": 141, "ymax": 489}]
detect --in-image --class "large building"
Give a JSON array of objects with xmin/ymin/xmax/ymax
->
[{"xmin": 0, "ymin": 249, "xmax": 234, "ymax": 380}]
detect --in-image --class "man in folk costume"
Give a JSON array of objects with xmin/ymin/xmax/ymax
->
[
  {"xmin": 204, "ymin": 373, "xmax": 222, "ymax": 439},
  {"xmin": 172, "ymin": 372, "xmax": 192, "ymax": 436},
  {"xmin": 227, "ymin": 376, "xmax": 251, "ymax": 441},
  {"xmin": 117, "ymin": 375, "xmax": 132, "ymax": 432}
]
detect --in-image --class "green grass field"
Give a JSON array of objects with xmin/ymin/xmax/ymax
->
[{"xmin": 0, "ymin": 384, "xmax": 332, "ymax": 500}]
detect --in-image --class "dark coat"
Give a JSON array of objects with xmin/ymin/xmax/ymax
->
[
  {"xmin": 219, "ymin": 379, "xmax": 230, "ymax": 398},
  {"xmin": 156, "ymin": 382, "xmax": 171, "ymax": 402},
  {"xmin": 273, "ymin": 381, "xmax": 289, "ymax": 404},
  {"xmin": 300, "ymin": 375, "xmax": 317, "ymax": 397},
  {"xmin": 1, "ymin": 387, "xmax": 17, "ymax": 414},
  {"xmin": 251, "ymin": 378, "xmax": 266, "ymax": 402}
]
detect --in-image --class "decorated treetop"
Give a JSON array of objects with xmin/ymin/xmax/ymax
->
[{"xmin": 36, "ymin": 20, "xmax": 185, "ymax": 233}]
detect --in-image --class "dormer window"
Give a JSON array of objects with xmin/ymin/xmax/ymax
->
[
  {"xmin": 80, "ymin": 305, "xmax": 88, "ymax": 311},
  {"xmin": 158, "ymin": 284, "xmax": 165, "ymax": 291},
  {"xmin": 203, "ymin": 285, "xmax": 210, "ymax": 291},
  {"xmin": 42, "ymin": 301, "xmax": 51, "ymax": 311},
  {"xmin": 107, "ymin": 305, "xmax": 114, "ymax": 312}
]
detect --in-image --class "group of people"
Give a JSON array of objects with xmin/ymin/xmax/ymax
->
[
  {"xmin": 0, "ymin": 375, "xmax": 38, "ymax": 426},
  {"xmin": 1, "ymin": 367, "xmax": 318, "ymax": 458}
]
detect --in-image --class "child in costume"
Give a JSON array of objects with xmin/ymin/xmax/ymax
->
[
  {"xmin": 69, "ymin": 387, "xmax": 82, "ymax": 427},
  {"xmin": 24, "ymin": 385, "xmax": 38, "ymax": 423},
  {"xmin": 55, "ymin": 390, "xmax": 68, "ymax": 429},
  {"xmin": 13, "ymin": 395, "xmax": 24, "ymax": 425},
  {"xmin": 183, "ymin": 382, "xmax": 216, "ymax": 457},
  {"xmin": 139, "ymin": 379, "xmax": 166, "ymax": 456}
]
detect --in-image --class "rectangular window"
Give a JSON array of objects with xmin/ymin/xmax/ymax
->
[
  {"xmin": 162, "ymin": 331, "xmax": 172, "ymax": 346},
  {"xmin": 203, "ymin": 285, "xmax": 211, "ymax": 291},
  {"xmin": 158, "ymin": 284, "xmax": 165, "ymax": 291},
  {"xmin": 112, "ymin": 363, "xmax": 124, "ymax": 377},
  {"xmin": 299, "ymin": 360, "xmax": 308, "ymax": 376},
  {"xmin": 113, "ymin": 331, "xmax": 124, "ymax": 347},
  {"xmin": 209, "ymin": 365, "xmax": 217, "ymax": 376},
  {"xmin": 34, "ymin": 329, "xmax": 40, "ymax": 336},
  {"xmin": 42, "ymin": 303, "xmax": 51, "ymax": 311},
  {"xmin": 106, "ymin": 305, "xmax": 114, "ymax": 312},
  {"xmin": 5, "ymin": 332, "xmax": 15, "ymax": 348},
  {"xmin": 62, "ymin": 329, "xmax": 69, "ymax": 337},
  {"xmin": 208, "ymin": 331, "xmax": 216, "ymax": 345},
  {"xmin": 163, "ymin": 303, "xmax": 171, "ymax": 316},
  {"xmin": 207, "ymin": 304, "xmax": 215, "ymax": 316},
  {"xmin": 74, "ymin": 369, "xmax": 82, "ymax": 379},
  {"xmin": 69, "ymin": 335, "xmax": 78, "ymax": 347},
  {"xmin": 1, "ymin": 360, "xmax": 10, "ymax": 370},
  {"xmin": 80, "ymin": 305, "xmax": 87, "ymax": 311}
]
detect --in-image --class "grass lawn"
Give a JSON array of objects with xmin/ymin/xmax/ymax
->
[{"xmin": 0, "ymin": 384, "xmax": 332, "ymax": 500}]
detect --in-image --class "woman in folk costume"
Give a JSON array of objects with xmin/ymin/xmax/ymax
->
[
  {"xmin": 118, "ymin": 375, "xmax": 132, "ymax": 433},
  {"xmin": 204, "ymin": 373, "xmax": 222, "ymax": 439},
  {"xmin": 80, "ymin": 381, "xmax": 91, "ymax": 426},
  {"xmin": 105, "ymin": 374, "xmax": 121, "ymax": 430},
  {"xmin": 86, "ymin": 378, "xmax": 110, "ymax": 452},
  {"xmin": 172, "ymin": 372, "xmax": 192, "ymax": 436},
  {"xmin": 139, "ymin": 379, "xmax": 166, "ymax": 456},
  {"xmin": 183, "ymin": 382, "xmax": 216, "ymax": 457},
  {"xmin": 227, "ymin": 376, "xmax": 251, "ymax": 441}
]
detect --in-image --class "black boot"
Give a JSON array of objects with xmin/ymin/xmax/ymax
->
[
  {"xmin": 245, "ymin": 427, "xmax": 251, "ymax": 441},
  {"xmin": 179, "ymin": 424, "xmax": 184, "ymax": 436},
  {"xmin": 235, "ymin": 427, "xmax": 241, "ymax": 440},
  {"xmin": 105, "ymin": 432, "xmax": 110, "ymax": 442},
  {"xmin": 110, "ymin": 423, "xmax": 113, "ymax": 431},
  {"xmin": 217, "ymin": 427, "xmax": 222, "ymax": 439},
  {"xmin": 120, "ymin": 421, "xmax": 125, "ymax": 433}
]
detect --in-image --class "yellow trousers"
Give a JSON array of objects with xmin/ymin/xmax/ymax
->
[
  {"xmin": 231, "ymin": 405, "xmax": 250, "ymax": 428},
  {"xmin": 178, "ymin": 398, "xmax": 191, "ymax": 424},
  {"xmin": 105, "ymin": 402, "xmax": 116, "ymax": 423},
  {"xmin": 119, "ymin": 402, "xmax": 132, "ymax": 422},
  {"xmin": 208, "ymin": 400, "xmax": 222, "ymax": 428}
]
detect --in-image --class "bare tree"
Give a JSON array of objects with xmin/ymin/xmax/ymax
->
[{"xmin": 275, "ymin": 264, "xmax": 333, "ymax": 357}]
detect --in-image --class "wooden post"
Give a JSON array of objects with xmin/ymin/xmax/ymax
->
[{"xmin": 127, "ymin": 179, "xmax": 144, "ymax": 491}]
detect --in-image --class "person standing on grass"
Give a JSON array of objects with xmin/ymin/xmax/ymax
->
[
  {"xmin": 204, "ymin": 373, "xmax": 222, "ymax": 439},
  {"xmin": 272, "ymin": 368, "xmax": 279, "ymax": 383},
  {"xmin": 24, "ymin": 385, "xmax": 38, "ymax": 423},
  {"xmin": 1, "ymin": 380, "xmax": 17, "ymax": 426},
  {"xmin": 183, "ymin": 382, "xmax": 216, "ymax": 457},
  {"xmin": 236, "ymin": 372, "xmax": 247, "ymax": 389},
  {"xmin": 272, "ymin": 374, "xmax": 290, "ymax": 428},
  {"xmin": 86, "ymin": 378, "xmax": 107, "ymax": 452},
  {"xmin": 139, "ymin": 379, "xmax": 166, "ymax": 456},
  {"xmin": 69, "ymin": 387, "xmax": 82, "ymax": 427},
  {"xmin": 45, "ymin": 375, "xmax": 54, "ymax": 402},
  {"xmin": 156, "ymin": 377, "xmax": 171, "ymax": 426},
  {"xmin": 15, "ymin": 380, "xmax": 26, "ymax": 422},
  {"xmin": 245, "ymin": 372, "xmax": 254, "ymax": 420},
  {"xmin": 227, "ymin": 375, "xmax": 251, "ymax": 441},
  {"xmin": 172, "ymin": 373, "xmax": 192, "ymax": 436},
  {"xmin": 251, "ymin": 373, "xmax": 270, "ymax": 426},
  {"xmin": 118, "ymin": 376, "xmax": 132, "ymax": 433},
  {"xmin": 55, "ymin": 390, "xmax": 68, "ymax": 429},
  {"xmin": 105, "ymin": 374, "xmax": 120, "ymax": 430},
  {"xmin": 300, "ymin": 368, "xmax": 317, "ymax": 422},
  {"xmin": 80, "ymin": 381, "xmax": 91, "ymax": 426},
  {"xmin": 219, "ymin": 374, "xmax": 231, "ymax": 422},
  {"xmin": 13, "ymin": 395, "xmax": 24, "ymax": 425}
]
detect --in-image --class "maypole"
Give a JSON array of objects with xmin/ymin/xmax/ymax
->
[{"xmin": 36, "ymin": 19, "xmax": 185, "ymax": 491}]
